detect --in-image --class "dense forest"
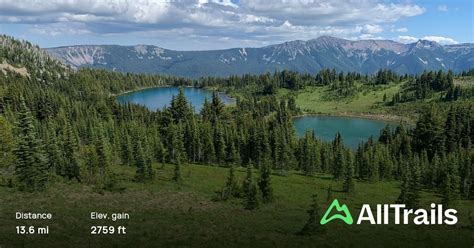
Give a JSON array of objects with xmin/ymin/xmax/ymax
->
[{"xmin": 0, "ymin": 35, "xmax": 473, "ymax": 213}]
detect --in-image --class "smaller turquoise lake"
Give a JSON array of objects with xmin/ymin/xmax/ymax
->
[
  {"xmin": 293, "ymin": 115, "xmax": 393, "ymax": 148},
  {"xmin": 117, "ymin": 86, "xmax": 235, "ymax": 112}
]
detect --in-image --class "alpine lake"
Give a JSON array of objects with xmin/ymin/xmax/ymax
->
[{"xmin": 118, "ymin": 86, "xmax": 393, "ymax": 148}]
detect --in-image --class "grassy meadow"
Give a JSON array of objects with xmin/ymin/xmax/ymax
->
[
  {"xmin": 294, "ymin": 83, "xmax": 401, "ymax": 113},
  {"xmin": 1, "ymin": 163, "xmax": 473, "ymax": 247},
  {"xmin": 290, "ymin": 76, "xmax": 474, "ymax": 124}
]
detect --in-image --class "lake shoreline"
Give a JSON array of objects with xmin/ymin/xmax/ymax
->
[
  {"xmin": 111, "ymin": 85, "xmax": 168, "ymax": 97},
  {"xmin": 115, "ymin": 85, "xmax": 236, "ymax": 111},
  {"xmin": 113, "ymin": 85, "xmax": 236, "ymax": 102},
  {"xmin": 115, "ymin": 86, "xmax": 411, "ymax": 125},
  {"xmin": 293, "ymin": 111, "xmax": 414, "ymax": 125}
]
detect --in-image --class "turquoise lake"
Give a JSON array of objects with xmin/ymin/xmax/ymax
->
[
  {"xmin": 118, "ymin": 87, "xmax": 392, "ymax": 148},
  {"xmin": 293, "ymin": 115, "xmax": 392, "ymax": 148},
  {"xmin": 117, "ymin": 86, "xmax": 235, "ymax": 112}
]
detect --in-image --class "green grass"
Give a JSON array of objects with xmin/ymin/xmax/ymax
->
[
  {"xmin": 294, "ymin": 83, "xmax": 401, "ymax": 115},
  {"xmin": 1, "ymin": 163, "xmax": 473, "ymax": 247},
  {"xmin": 292, "ymin": 77, "xmax": 474, "ymax": 123},
  {"xmin": 454, "ymin": 76, "xmax": 474, "ymax": 88}
]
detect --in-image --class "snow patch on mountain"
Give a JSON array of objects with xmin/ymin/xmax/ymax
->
[
  {"xmin": 51, "ymin": 46, "xmax": 105, "ymax": 67},
  {"xmin": 239, "ymin": 48, "xmax": 247, "ymax": 61},
  {"xmin": 418, "ymin": 57, "xmax": 428, "ymax": 64}
]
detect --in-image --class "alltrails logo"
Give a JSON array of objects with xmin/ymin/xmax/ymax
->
[
  {"xmin": 320, "ymin": 199, "xmax": 353, "ymax": 225},
  {"xmin": 320, "ymin": 199, "xmax": 458, "ymax": 225}
]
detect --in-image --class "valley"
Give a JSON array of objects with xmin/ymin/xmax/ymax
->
[
  {"xmin": 0, "ymin": 35, "xmax": 473, "ymax": 248},
  {"xmin": 1, "ymin": 0, "xmax": 473, "ymax": 247}
]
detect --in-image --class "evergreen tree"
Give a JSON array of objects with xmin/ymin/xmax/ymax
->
[
  {"xmin": 211, "ymin": 91, "xmax": 225, "ymax": 121},
  {"xmin": 243, "ymin": 162, "xmax": 259, "ymax": 210},
  {"xmin": 245, "ymin": 180, "xmax": 259, "ymax": 210},
  {"xmin": 256, "ymin": 124, "xmax": 272, "ymax": 170},
  {"xmin": 225, "ymin": 130, "xmax": 239, "ymax": 164},
  {"xmin": 397, "ymin": 157, "xmax": 421, "ymax": 208},
  {"xmin": 258, "ymin": 162, "xmax": 274, "ymax": 203},
  {"xmin": 201, "ymin": 122, "xmax": 215, "ymax": 164},
  {"xmin": 332, "ymin": 133, "xmax": 345, "ymax": 179},
  {"xmin": 461, "ymin": 150, "xmax": 472, "ymax": 199},
  {"xmin": 397, "ymin": 167, "xmax": 409, "ymax": 206},
  {"xmin": 120, "ymin": 133, "xmax": 134, "ymax": 166},
  {"xmin": 62, "ymin": 121, "xmax": 81, "ymax": 182},
  {"xmin": 320, "ymin": 145, "xmax": 331, "ymax": 173},
  {"xmin": 157, "ymin": 139, "xmax": 166, "ymax": 168},
  {"xmin": 173, "ymin": 161, "xmax": 182, "ymax": 182},
  {"xmin": 170, "ymin": 87, "xmax": 192, "ymax": 122},
  {"xmin": 95, "ymin": 125, "xmax": 111, "ymax": 180},
  {"xmin": 168, "ymin": 122, "xmax": 185, "ymax": 165},
  {"xmin": 407, "ymin": 157, "xmax": 422, "ymax": 209},
  {"xmin": 133, "ymin": 138, "xmax": 147, "ymax": 182},
  {"xmin": 0, "ymin": 117, "xmax": 15, "ymax": 173},
  {"xmin": 45, "ymin": 124, "xmax": 63, "ymax": 176},
  {"xmin": 444, "ymin": 108, "xmax": 458, "ymax": 153},
  {"xmin": 83, "ymin": 144, "xmax": 99, "ymax": 183},
  {"xmin": 218, "ymin": 164, "xmax": 240, "ymax": 200},
  {"xmin": 184, "ymin": 116, "xmax": 201, "ymax": 163},
  {"xmin": 242, "ymin": 162, "xmax": 252, "ymax": 197},
  {"xmin": 14, "ymin": 99, "xmax": 48, "ymax": 191},
  {"xmin": 413, "ymin": 105, "xmax": 445, "ymax": 158},
  {"xmin": 430, "ymin": 153, "xmax": 442, "ymax": 188},
  {"xmin": 214, "ymin": 123, "xmax": 227, "ymax": 164},
  {"xmin": 378, "ymin": 125, "xmax": 392, "ymax": 144},
  {"xmin": 142, "ymin": 137, "xmax": 155, "ymax": 180},
  {"xmin": 441, "ymin": 155, "xmax": 460, "ymax": 206},
  {"xmin": 298, "ymin": 194, "xmax": 325, "ymax": 235},
  {"xmin": 343, "ymin": 157, "xmax": 355, "ymax": 193},
  {"xmin": 326, "ymin": 185, "xmax": 333, "ymax": 202},
  {"xmin": 299, "ymin": 131, "xmax": 318, "ymax": 176},
  {"xmin": 200, "ymin": 97, "xmax": 213, "ymax": 122}
]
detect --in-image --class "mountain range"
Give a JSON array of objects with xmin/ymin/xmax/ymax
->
[{"xmin": 46, "ymin": 36, "xmax": 474, "ymax": 78}]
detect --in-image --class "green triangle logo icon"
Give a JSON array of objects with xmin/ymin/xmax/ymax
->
[{"xmin": 320, "ymin": 199, "xmax": 353, "ymax": 225}]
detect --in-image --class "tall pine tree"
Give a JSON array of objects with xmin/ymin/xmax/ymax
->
[{"xmin": 14, "ymin": 99, "xmax": 48, "ymax": 191}]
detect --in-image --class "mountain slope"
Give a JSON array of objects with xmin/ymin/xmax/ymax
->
[
  {"xmin": 46, "ymin": 36, "xmax": 474, "ymax": 78},
  {"xmin": 1, "ymin": 35, "xmax": 69, "ymax": 80}
]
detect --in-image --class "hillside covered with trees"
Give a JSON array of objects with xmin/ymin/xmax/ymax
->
[{"xmin": 0, "ymin": 35, "xmax": 473, "ymax": 247}]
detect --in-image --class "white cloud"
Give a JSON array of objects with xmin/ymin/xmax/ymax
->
[
  {"xmin": 362, "ymin": 24, "xmax": 383, "ymax": 34},
  {"xmin": 30, "ymin": 23, "xmax": 92, "ymax": 36},
  {"xmin": 397, "ymin": 35, "xmax": 418, "ymax": 43},
  {"xmin": 0, "ymin": 0, "xmax": 429, "ymax": 49},
  {"xmin": 358, "ymin": 34, "xmax": 384, "ymax": 40},
  {"xmin": 0, "ymin": 0, "xmax": 426, "ymax": 28},
  {"xmin": 437, "ymin": 5, "xmax": 448, "ymax": 12},
  {"xmin": 392, "ymin": 27, "xmax": 408, "ymax": 32},
  {"xmin": 422, "ymin": 36, "xmax": 458, "ymax": 45},
  {"xmin": 240, "ymin": 0, "xmax": 424, "ymax": 25},
  {"xmin": 397, "ymin": 35, "xmax": 458, "ymax": 45},
  {"xmin": 238, "ymin": 14, "xmax": 275, "ymax": 24}
]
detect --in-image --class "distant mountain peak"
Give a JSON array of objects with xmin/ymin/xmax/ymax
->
[
  {"xmin": 413, "ymin": 39, "xmax": 442, "ymax": 50},
  {"xmin": 44, "ymin": 36, "xmax": 474, "ymax": 77},
  {"xmin": 315, "ymin": 35, "xmax": 346, "ymax": 42}
]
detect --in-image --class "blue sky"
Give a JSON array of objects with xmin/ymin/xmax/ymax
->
[{"xmin": 0, "ymin": 0, "xmax": 472, "ymax": 50}]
